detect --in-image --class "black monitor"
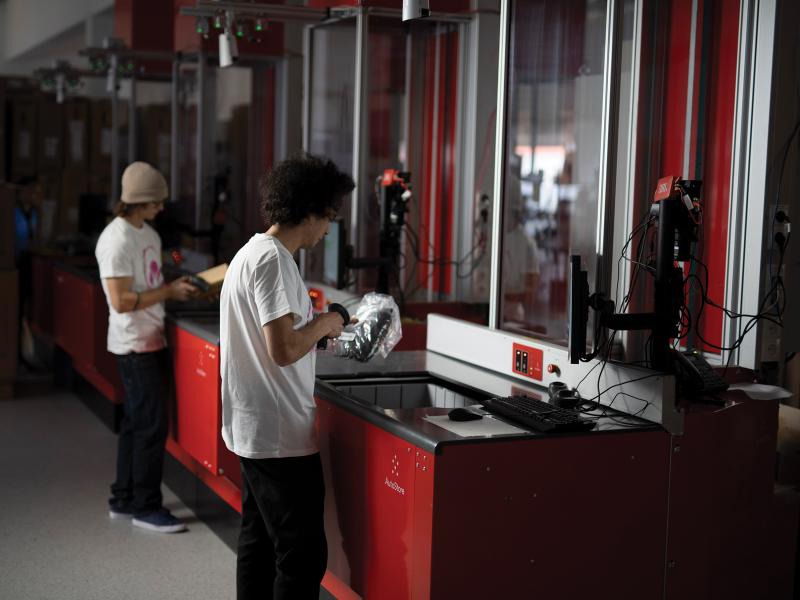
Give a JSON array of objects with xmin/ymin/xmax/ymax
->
[
  {"xmin": 323, "ymin": 218, "xmax": 347, "ymax": 289},
  {"xmin": 568, "ymin": 255, "xmax": 590, "ymax": 364}
]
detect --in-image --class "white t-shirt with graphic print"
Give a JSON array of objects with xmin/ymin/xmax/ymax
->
[
  {"xmin": 220, "ymin": 233, "xmax": 317, "ymax": 459},
  {"xmin": 95, "ymin": 216, "xmax": 166, "ymax": 355}
]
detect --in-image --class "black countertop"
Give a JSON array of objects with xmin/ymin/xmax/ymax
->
[
  {"xmin": 53, "ymin": 261, "xmax": 101, "ymax": 282},
  {"xmin": 168, "ymin": 316, "xmax": 661, "ymax": 454},
  {"xmin": 168, "ymin": 315, "xmax": 220, "ymax": 345},
  {"xmin": 314, "ymin": 351, "xmax": 661, "ymax": 454}
]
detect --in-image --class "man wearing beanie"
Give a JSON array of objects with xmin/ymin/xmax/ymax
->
[{"xmin": 95, "ymin": 161, "xmax": 197, "ymax": 533}]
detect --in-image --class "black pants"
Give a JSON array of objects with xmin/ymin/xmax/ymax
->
[
  {"xmin": 237, "ymin": 453, "xmax": 328, "ymax": 600},
  {"xmin": 111, "ymin": 350, "xmax": 170, "ymax": 515}
]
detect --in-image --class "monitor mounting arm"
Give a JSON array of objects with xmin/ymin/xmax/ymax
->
[{"xmin": 588, "ymin": 176, "xmax": 702, "ymax": 372}]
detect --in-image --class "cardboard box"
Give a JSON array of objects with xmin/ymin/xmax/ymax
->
[
  {"xmin": 89, "ymin": 98, "xmax": 129, "ymax": 181},
  {"xmin": 89, "ymin": 98, "xmax": 112, "ymax": 177},
  {"xmin": 140, "ymin": 105, "xmax": 172, "ymax": 179},
  {"xmin": 0, "ymin": 269, "xmax": 19, "ymax": 399},
  {"xmin": 39, "ymin": 173, "xmax": 60, "ymax": 243},
  {"xmin": 88, "ymin": 175, "xmax": 111, "ymax": 197},
  {"xmin": 195, "ymin": 263, "xmax": 228, "ymax": 298},
  {"xmin": 10, "ymin": 98, "xmax": 38, "ymax": 180},
  {"xmin": 37, "ymin": 95, "xmax": 64, "ymax": 174},
  {"xmin": 56, "ymin": 168, "xmax": 88, "ymax": 239},
  {"xmin": 1, "ymin": 78, "xmax": 41, "ymax": 183},
  {"xmin": 63, "ymin": 98, "xmax": 90, "ymax": 170}
]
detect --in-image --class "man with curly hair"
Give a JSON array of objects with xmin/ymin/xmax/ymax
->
[{"xmin": 220, "ymin": 154, "xmax": 355, "ymax": 600}]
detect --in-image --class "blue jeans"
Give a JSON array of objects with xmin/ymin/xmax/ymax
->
[{"xmin": 110, "ymin": 349, "xmax": 170, "ymax": 516}]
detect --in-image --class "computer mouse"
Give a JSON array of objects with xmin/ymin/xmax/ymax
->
[{"xmin": 448, "ymin": 408, "xmax": 483, "ymax": 422}]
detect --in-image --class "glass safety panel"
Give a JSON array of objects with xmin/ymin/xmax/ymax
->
[
  {"xmin": 305, "ymin": 19, "xmax": 358, "ymax": 283},
  {"xmin": 389, "ymin": 20, "xmax": 463, "ymax": 303},
  {"xmin": 500, "ymin": 0, "xmax": 608, "ymax": 344},
  {"xmin": 356, "ymin": 17, "xmax": 463, "ymax": 300},
  {"xmin": 170, "ymin": 61, "xmax": 267, "ymax": 263}
]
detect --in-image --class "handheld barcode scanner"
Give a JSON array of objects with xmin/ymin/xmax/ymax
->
[{"xmin": 317, "ymin": 303, "xmax": 350, "ymax": 350}]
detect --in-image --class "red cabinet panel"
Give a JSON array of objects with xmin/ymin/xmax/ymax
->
[
  {"xmin": 31, "ymin": 254, "xmax": 54, "ymax": 336},
  {"xmin": 169, "ymin": 323, "xmax": 241, "ymax": 487},
  {"xmin": 171, "ymin": 325, "xmax": 221, "ymax": 475},
  {"xmin": 54, "ymin": 268, "xmax": 94, "ymax": 364},
  {"xmin": 364, "ymin": 427, "xmax": 416, "ymax": 600},
  {"xmin": 53, "ymin": 265, "xmax": 124, "ymax": 402},
  {"xmin": 317, "ymin": 399, "xmax": 433, "ymax": 599}
]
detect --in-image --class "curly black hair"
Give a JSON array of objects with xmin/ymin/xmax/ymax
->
[{"xmin": 258, "ymin": 153, "xmax": 355, "ymax": 227}]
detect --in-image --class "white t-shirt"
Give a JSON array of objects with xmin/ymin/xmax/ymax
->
[
  {"xmin": 220, "ymin": 234, "xmax": 317, "ymax": 459},
  {"xmin": 95, "ymin": 217, "xmax": 166, "ymax": 355}
]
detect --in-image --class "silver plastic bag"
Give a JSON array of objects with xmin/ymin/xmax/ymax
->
[{"xmin": 325, "ymin": 293, "xmax": 402, "ymax": 361}]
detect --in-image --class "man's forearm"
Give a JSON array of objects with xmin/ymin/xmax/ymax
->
[
  {"xmin": 137, "ymin": 286, "xmax": 172, "ymax": 310},
  {"xmin": 276, "ymin": 317, "xmax": 330, "ymax": 366},
  {"xmin": 116, "ymin": 286, "xmax": 171, "ymax": 312}
]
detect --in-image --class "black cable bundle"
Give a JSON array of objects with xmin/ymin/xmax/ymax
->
[{"xmin": 336, "ymin": 309, "xmax": 394, "ymax": 362}]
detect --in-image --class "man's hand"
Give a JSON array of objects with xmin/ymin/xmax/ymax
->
[
  {"xmin": 263, "ymin": 310, "xmax": 350, "ymax": 367},
  {"xmin": 317, "ymin": 311, "xmax": 346, "ymax": 339},
  {"xmin": 168, "ymin": 276, "xmax": 197, "ymax": 302}
]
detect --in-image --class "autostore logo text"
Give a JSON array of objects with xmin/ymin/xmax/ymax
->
[{"xmin": 385, "ymin": 477, "xmax": 405, "ymax": 496}]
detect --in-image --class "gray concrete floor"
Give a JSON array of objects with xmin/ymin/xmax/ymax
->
[{"xmin": 0, "ymin": 386, "xmax": 236, "ymax": 600}]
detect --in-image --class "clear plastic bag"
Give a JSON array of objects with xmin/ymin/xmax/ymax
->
[{"xmin": 325, "ymin": 293, "xmax": 402, "ymax": 361}]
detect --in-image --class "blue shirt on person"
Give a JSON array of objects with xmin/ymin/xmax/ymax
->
[{"xmin": 14, "ymin": 205, "xmax": 38, "ymax": 260}]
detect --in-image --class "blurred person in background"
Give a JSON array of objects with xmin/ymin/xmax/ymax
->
[
  {"xmin": 95, "ymin": 162, "xmax": 198, "ymax": 533},
  {"xmin": 13, "ymin": 177, "xmax": 43, "ymax": 368}
]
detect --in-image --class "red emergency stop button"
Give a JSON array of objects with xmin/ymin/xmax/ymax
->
[{"xmin": 547, "ymin": 364, "xmax": 560, "ymax": 376}]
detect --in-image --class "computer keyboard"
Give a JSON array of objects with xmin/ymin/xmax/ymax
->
[{"xmin": 481, "ymin": 395, "xmax": 596, "ymax": 434}]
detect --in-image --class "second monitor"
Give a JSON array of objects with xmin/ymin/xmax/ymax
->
[{"xmin": 323, "ymin": 217, "xmax": 348, "ymax": 289}]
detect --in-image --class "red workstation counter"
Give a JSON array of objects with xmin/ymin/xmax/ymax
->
[
  {"xmin": 47, "ymin": 275, "xmax": 783, "ymax": 599},
  {"xmin": 47, "ymin": 262, "xmax": 245, "ymax": 508},
  {"xmin": 51, "ymin": 261, "xmax": 125, "ymax": 403},
  {"xmin": 166, "ymin": 315, "xmax": 243, "ymax": 506},
  {"xmin": 313, "ymin": 351, "xmax": 780, "ymax": 600}
]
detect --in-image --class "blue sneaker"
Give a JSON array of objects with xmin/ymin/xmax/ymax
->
[
  {"xmin": 132, "ymin": 508, "xmax": 187, "ymax": 533},
  {"xmin": 108, "ymin": 501, "xmax": 134, "ymax": 520}
]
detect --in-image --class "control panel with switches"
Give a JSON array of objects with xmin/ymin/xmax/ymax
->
[{"xmin": 512, "ymin": 343, "xmax": 543, "ymax": 380}]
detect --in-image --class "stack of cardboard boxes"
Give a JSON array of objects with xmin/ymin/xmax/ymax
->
[
  {"xmin": 60, "ymin": 98, "xmax": 90, "ymax": 239},
  {"xmin": 140, "ymin": 104, "xmax": 171, "ymax": 181},
  {"xmin": 88, "ymin": 98, "xmax": 114, "ymax": 196}
]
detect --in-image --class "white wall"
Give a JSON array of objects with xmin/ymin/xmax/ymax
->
[
  {"xmin": 0, "ymin": 0, "xmax": 113, "ymax": 82},
  {"xmin": 2, "ymin": 0, "xmax": 113, "ymax": 60}
]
